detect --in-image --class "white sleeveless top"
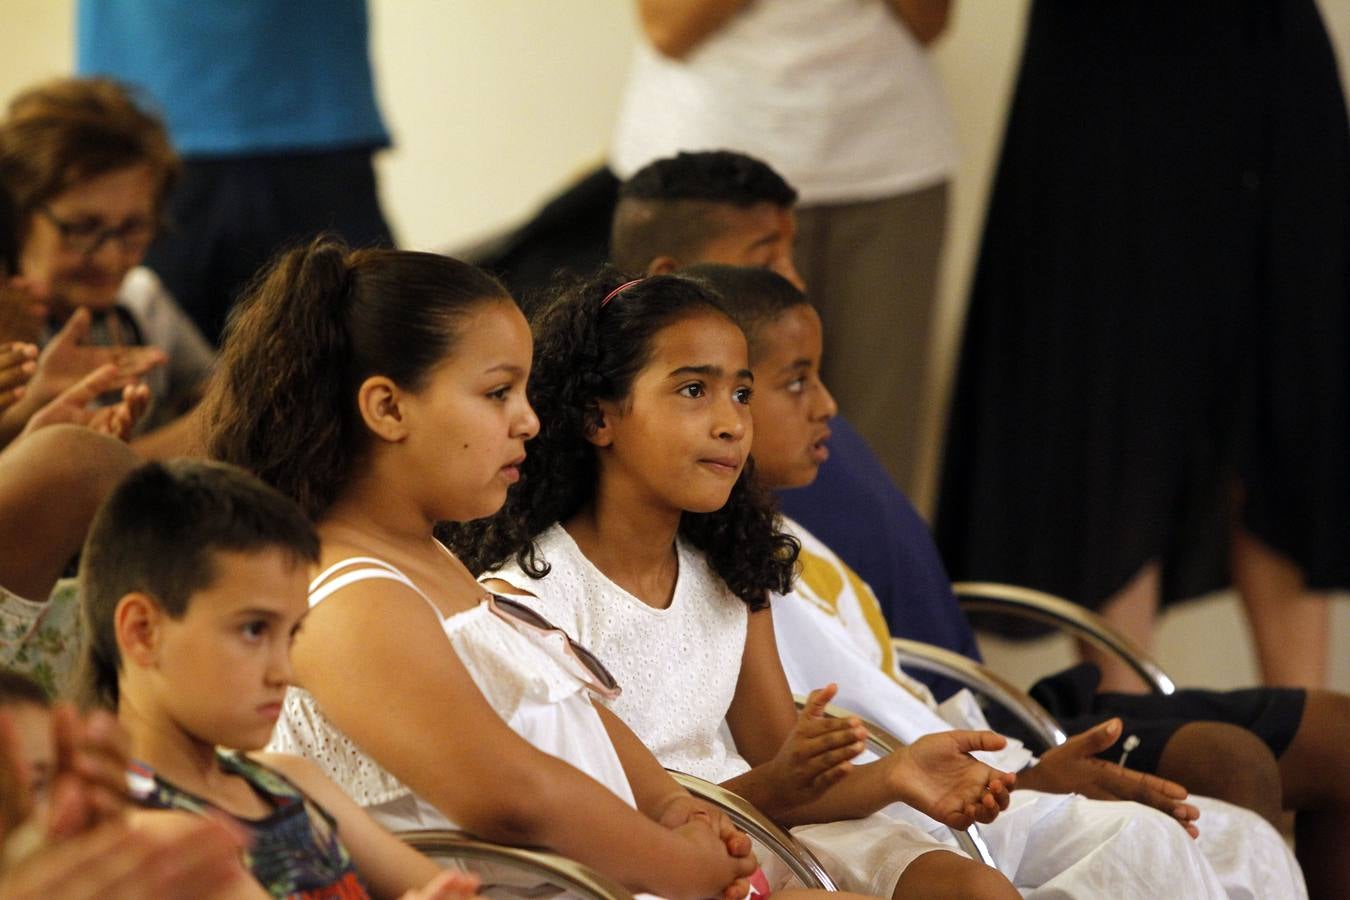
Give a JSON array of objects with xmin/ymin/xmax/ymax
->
[
  {"xmin": 610, "ymin": 0, "xmax": 958, "ymax": 206},
  {"xmin": 268, "ymin": 554, "xmax": 639, "ymax": 831},
  {"xmin": 486, "ymin": 525, "xmax": 750, "ymax": 785}
]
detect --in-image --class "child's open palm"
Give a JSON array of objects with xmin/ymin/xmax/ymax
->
[
  {"xmin": 886, "ymin": 730, "xmax": 1016, "ymax": 829},
  {"xmin": 762, "ymin": 684, "xmax": 868, "ymax": 806}
]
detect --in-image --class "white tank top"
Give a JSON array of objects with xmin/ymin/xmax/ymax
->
[
  {"xmin": 610, "ymin": 0, "xmax": 958, "ymax": 205},
  {"xmin": 486, "ymin": 525, "xmax": 751, "ymax": 785},
  {"xmin": 268, "ymin": 554, "xmax": 638, "ymax": 832}
]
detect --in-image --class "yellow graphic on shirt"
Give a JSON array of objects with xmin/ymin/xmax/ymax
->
[{"xmin": 796, "ymin": 545, "xmax": 900, "ymax": 687}]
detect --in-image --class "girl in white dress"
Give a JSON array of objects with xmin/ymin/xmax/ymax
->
[
  {"xmin": 448, "ymin": 271, "xmax": 1042, "ymax": 900},
  {"xmin": 202, "ymin": 238, "xmax": 788, "ymax": 900},
  {"xmin": 447, "ymin": 270, "xmax": 1260, "ymax": 899}
]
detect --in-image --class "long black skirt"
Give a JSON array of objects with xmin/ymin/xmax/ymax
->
[{"xmin": 936, "ymin": 0, "xmax": 1350, "ymax": 612}]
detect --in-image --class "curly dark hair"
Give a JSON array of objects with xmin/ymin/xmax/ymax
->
[
  {"xmin": 204, "ymin": 235, "xmax": 510, "ymax": 520},
  {"xmin": 442, "ymin": 268, "xmax": 798, "ymax": 611}
]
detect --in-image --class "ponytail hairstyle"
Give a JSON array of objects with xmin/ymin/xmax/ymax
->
[
  {"xmin": 442, "ymin": 267, "xmax": 798, "ymax": 611},
  {"xmin": 204, "ymin": 236, "xmax": 511, "ymax": 519}
]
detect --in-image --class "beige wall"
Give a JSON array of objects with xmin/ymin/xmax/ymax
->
[{"xmin": 2, "ymin": 1, "xmax": 1346, "ymax": 692}]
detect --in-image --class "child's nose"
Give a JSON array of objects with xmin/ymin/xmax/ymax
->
[
  {"xmin": 815, "ymin": 382, "xmax": 839, "ymax": 420},
  {"xmin": 268, "ymin": 647, "xmax": 295, "ymax": 686}
]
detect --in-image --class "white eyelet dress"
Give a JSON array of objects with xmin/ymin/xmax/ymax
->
[
  {"xmin": 267, "ymin": 555, "xmax": 639, "ymax": 834},
  {"xmin": 487, "ymin": 525, "xmax": 969, "ymax": 898}
]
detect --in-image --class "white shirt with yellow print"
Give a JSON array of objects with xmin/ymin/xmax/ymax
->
[{"xmin": 772, "ymin": 515, "xmax": 1034, "ymax": 774}]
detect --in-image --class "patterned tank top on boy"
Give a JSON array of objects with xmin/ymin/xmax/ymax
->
[{"xmin": 127, "ymin": 750, "xmax": 369, "ymax": 899}]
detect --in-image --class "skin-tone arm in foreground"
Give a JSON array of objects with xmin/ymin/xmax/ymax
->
[{"xmin": 290, "ymin": 577, "xmax": 754, "ymax": 900}]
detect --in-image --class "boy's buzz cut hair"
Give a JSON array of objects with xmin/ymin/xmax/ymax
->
[
  {"xmin": 618, "ymin": 150, "xmax": 798, "ymax": 207},
  {"xmin": 611, "ymin": 150, "xmax": 798, "ymax": 273},
  {"xmin": 76, "ymin": 460, "xmax": 319, "ymax": 710}
]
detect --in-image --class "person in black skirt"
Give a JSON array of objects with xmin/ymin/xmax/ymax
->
[{"xmin": 938, "ymin": 0, "xmax": 1350, "ymax": 692}]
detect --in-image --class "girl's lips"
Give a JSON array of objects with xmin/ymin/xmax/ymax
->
[
  {"xmin": 500, "ymin": 455, "xmax": 525, "ymax": 483},
  {"xmin": 809, "ymin": 429, "xmax": 832, "ymax": 464},
  {"xmin": 699, "ymin": 457, "xmax": 741, "ymax": 475},
  {"xmin": 258, "ymin": 702, "xmax": 283, "ymax": 720}
]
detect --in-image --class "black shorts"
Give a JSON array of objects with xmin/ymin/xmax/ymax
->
[{"xmin": 986, "ymin": 662, "xmax": 1307, "ymax": 775}]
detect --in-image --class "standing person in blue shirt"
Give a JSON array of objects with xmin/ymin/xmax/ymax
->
[{"xmin": 77, "ymin": 0, "xmax": 395, "ymax": 345}]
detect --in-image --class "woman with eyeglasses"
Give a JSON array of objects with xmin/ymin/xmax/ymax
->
[{"xmin": 0, "ymin": 77, "xmax": 210, "ymax": 449}]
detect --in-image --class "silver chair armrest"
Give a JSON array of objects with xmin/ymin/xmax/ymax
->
[
  {"xmin": 396, "ymin": 828, "xmax": 633, "ymax": 900},
  {"xmin": 795, "ymin": 697, "xmax": 1001, "ymax": 870},
  {"xmin": 953, "ymin": 581, "xmax": 1177, "ymax": 695},
  {"xmin": 891, "ymin": 638, "xmax": 1068, "ymax": 750},
  {"xmin": 665, "ymin": 770, "xmax": 839, "ymax": 890}
]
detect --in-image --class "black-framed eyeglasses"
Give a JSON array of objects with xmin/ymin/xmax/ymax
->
[
  {"xmin": 488, "ymin": 593, "xmax": 621, "ymax": 696},
  {"xmin": 38, "ymin": 206, "xmax": 155, "ymax": 257}
]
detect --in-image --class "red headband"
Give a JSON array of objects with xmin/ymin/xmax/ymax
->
[{"xmin": 600, "ymin": 278, "xmax": 644, "ymax": 308}]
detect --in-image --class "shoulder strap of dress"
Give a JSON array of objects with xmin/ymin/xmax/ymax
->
[{"xmin": 308, "ymin": 556, "xmax": 444, "ymax": 621}]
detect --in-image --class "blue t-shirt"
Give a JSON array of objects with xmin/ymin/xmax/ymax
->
[
  {"xmin": 777, "ymin": 416, "xmax": 981, "ymax": 698},
  {"xmin": 77, "ymin": 0, "xmax": 389, "ymax": 156}
]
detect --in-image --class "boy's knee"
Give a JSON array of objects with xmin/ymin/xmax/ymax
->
[
  {"xmin": 1157, "ymin": 721, "xmax": 1282, "ymax": 825},
  {"xmin": 1280, "ymin": 689, "xmax": 1350, "ymax": 808},
  {"xmin": 893, "ymin": 851, "xmax": 1017, "ymax": 900}
]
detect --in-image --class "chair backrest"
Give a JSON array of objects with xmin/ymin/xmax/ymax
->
[
  {"xmin": 889, "ymin": 638, "xmax": 1069, "ymax": 752},
  {"xmin": 396, "ymin": 829, "xmax": 634, "ymax": 900},
  {"xmin": 953, "ymin": 582, "xmax": 1177, "ymax": 695},
  {"xmin": 665, "ymin": 770, "xmax": 840, "ymax": 891}
]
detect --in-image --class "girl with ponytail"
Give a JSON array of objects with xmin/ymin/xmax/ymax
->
[{"xmin": 203, "ymin": 237, "xmax": 786, "ymax": 900}]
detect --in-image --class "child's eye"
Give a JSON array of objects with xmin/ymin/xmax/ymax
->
[
  {"xmin": 784, "ymin": 377, "xmax": 806, "ymax": 394},
  {"xmin": 734, "ymin": 386, "xmax": 753, "ymax": 404},
  {"xmin": 678, "ymin": 382, "xmax": 705, "ymax": 399},
  {"xmin": 241, "ymin": 620, "xmax": 268, "ymax": 640},
  {"xmin": 487, "ymin": 385, "xmax": 512, "ymax": 402}
]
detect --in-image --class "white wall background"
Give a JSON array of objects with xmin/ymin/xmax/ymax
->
[{"xmin": 3, "ymin": 0, "xmax": 1347, "ymax": 693}]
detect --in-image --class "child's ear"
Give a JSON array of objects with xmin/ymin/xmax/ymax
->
[
  {"xmin": 585, "ymin": 400, "xmax": 616, "ymax": 448},
  {"xmin": 646, "ymin": 256, "xmax": 679, "ymax": 276},
  {"xmin": 114, "ymin": 592, "xmax": 164, "ymax": 667},
  {"xmin": 356, "ymin": 375, "xmax": 410, "ymax": 442}
]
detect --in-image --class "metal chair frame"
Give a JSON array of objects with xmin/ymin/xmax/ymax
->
[
  {"xmin": 953, "ymin": 581, "xmax": 1177, "ymax": 695},
  {"xmin": 666, "ymin": 770, "xmax": 840, "ymax": 890},
  {"xmin": 396, "ymin": 828, "xmax": 633, "ymax": 900}
]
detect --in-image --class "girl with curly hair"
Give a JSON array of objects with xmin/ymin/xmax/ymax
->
[
  {"xmin": 204, "ymin": 237, "xmax": 784, "ymax": 900},
  {"xmin": 446, "ymin": 270, "xmax": 1020, "ymax": 900}
]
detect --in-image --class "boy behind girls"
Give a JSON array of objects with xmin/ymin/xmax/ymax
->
[
  {"xmin": 610, "ymin": 150, "xmax": 980, "ymax": 671},
  {"xmin": 76, "ymin": 459, "xmax": 477, "ymax": 900}
]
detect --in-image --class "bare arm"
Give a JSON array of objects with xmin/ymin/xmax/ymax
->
[
  {"xmin": 593, "ymin": 705, "xmax": 691, "ymax": 817},
  {"xmin": 636, "ymin": 0, "xmax": 752, "ymax": 59},
  {"xmin": 291, "ymin": 581, "xmax": 746, "ymax": 899},
  {"xmin": 130, "ymin": 404, "xmax": 205, "ymax": 460},
  {"xmin": 882, "ymin": 0, "xmax": 952, "ymax": 45}
]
